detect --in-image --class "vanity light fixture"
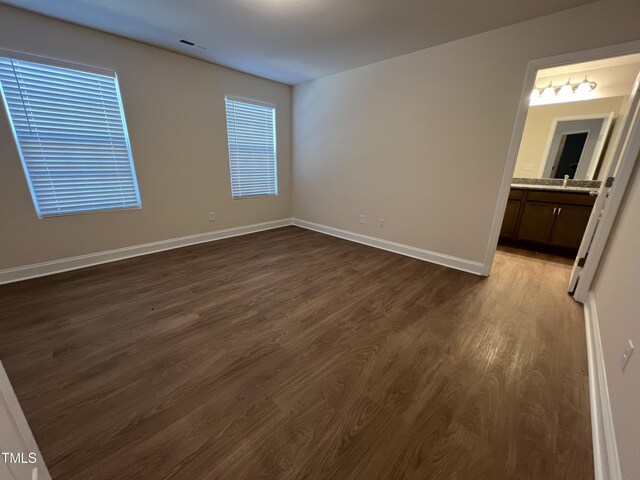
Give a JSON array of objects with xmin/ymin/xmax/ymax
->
[{"xmin": 531, "ymin": 76, "xmax": 597, "ymax": 102}]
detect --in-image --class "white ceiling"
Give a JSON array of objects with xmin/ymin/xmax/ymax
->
[{"xmin": 2, "ymin": 0, "xmax": 599, "ymax": 85}]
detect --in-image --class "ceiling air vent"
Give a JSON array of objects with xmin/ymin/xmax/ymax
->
[{"xmin": 178, "ymin": 39, "xmax": 208, "ymax": 51}]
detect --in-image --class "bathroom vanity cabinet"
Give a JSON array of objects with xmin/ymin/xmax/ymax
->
[{"xmin": 500, "ymin": 187, "xmax": 597, "ymax": 254}]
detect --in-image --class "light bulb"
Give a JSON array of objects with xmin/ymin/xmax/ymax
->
[
  {"xmin": 576, "ymin": 76, "xmax": 596, "ymax": 95},
  {"xmin": 541, "ymin": 82, "xmax": 555, "ymax": 98},
  {"xmin": 558, "ymin": 79, "xmax": 573, "ymax": 97}
]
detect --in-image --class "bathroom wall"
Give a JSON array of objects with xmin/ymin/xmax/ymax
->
[{"xmin": 513, "ymin": 96, "xmax": 628, "ymax": 179}]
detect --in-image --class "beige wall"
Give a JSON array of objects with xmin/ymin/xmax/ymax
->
[
  {"xmin": 293, "ymin": 0, "xmax": 640, "ymax": 264},
  {"xmin": 591, "ymin": 159, "xmax": 640, "ymax": 479},
  {"xmin": 513, "ymin": 96, "xmax": 627, "ymax": 179},
  {"xmin": 0, "ymin": 4, "xmax": 292, "ymax": 270}
]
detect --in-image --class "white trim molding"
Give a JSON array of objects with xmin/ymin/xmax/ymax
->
[
  {"xmin": 0, "ymin": 360, "xmax": 51, "ymax": 480},
  {"xmin": 292, "ymin": 219, "xmax": 485, "ymax": 275},
  {"xmin": 0, "ymin": 218, "xmax": 293, "ymax": 285},
  {"xmin": 584, "ymin": 292, "xmax": 621, "ymax": 480}
]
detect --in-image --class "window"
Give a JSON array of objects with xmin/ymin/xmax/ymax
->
[
  {"xmin": 225, "ymin": 96, "xmax": 277, "ymax": 198},
  {"xmin": 0, "ymin": 53, "xmax": 141, "ymax": 217}
]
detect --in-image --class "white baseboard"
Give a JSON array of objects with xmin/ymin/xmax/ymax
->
[
  {"xmin": 292, "ymin": 218, "xmax": 485, "ymax": 275},
  {"xmin": 0, "ymin": 218, "xmax": 293, "ymax": 285},
  {"xmin": 1, "ymin": 217, "xmax": 486, "ymax": 284},
  {"xmin": 584, "ymin": 292, "xmax": 621, "ymax": 480}
]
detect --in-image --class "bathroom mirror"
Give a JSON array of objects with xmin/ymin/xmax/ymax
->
[
  {"xmin": 513, "ymin": 109, "xmax": 616, "ymax": 181},
  {"xmin": 540, "ymin": 114, "xmax": 613, "ymax": 179}
]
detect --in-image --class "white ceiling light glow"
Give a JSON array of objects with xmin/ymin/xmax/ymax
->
[
  {"xmin": 541, "ymin": 82, "xmax": 556, "ymax": 99},
  {"xmin": 576, "ymin": 76, "xmax": 598, "ymax": 94},
  {"xmin": 557, "ymin": 79, "xmax": 574, "ymax": 96}
]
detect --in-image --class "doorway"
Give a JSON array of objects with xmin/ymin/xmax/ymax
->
[
  {"xmin": 553, "ymin": 131, "xmax": 588, "ymax": 178},
  {"xmin": 483, "ymin": 43, "xmax": 640, "ymax": 302}
]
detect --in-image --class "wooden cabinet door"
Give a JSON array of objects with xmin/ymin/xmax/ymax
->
[
  {"xmin": 500, "ymin": 199, "xmax": 521, "ymax": 239},
  {"xmin": 548, "ymin": 204, "xmax": 593, "ymax": 249},
  {"xmin": 516, "ymin": 201, "xmax": 556, "ymax": 244}
]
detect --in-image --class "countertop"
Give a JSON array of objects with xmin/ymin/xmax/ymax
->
[{"xmin": 511, "ymin": 183, "xmax": 599, "ymax": 194}]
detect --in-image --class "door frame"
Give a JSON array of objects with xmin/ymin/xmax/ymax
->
[
  {"xmin": 482, "ymin": 40, "xmax": 640, "ymax": 293},
  {"xmin": 572, "ymin": 74, "xmax": 640, "ymax": 302},
  {"xmin": 0, "ymin": 360, "xmax": 51, "ymax": 479}
]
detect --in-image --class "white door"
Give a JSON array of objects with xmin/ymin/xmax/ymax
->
[
  {"xmin": 569, "ymin": 73, "xmax": 640, "ymax": 295},
  {"xmin": 0, "ymin": 361, "xmax": 50, "ymax": 480},
  {"xmin": 585, "ymin": 113, "xmax": 614, "ymax": 180}
]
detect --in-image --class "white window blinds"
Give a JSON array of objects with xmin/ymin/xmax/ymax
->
[
  {"xmin": 225, "ymin": 96, "xmax": 277, "ymax": 198},
  {"xmin": 0, "ymin": 54, "xmax": 141, "ymax": 217}
]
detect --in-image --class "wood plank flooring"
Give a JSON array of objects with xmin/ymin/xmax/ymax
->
[{"xmin": 0, "ymin": 226, "xmax": 593, "ymax": 479}]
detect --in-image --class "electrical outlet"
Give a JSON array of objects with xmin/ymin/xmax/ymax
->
[
  {"xmin": 378, "ymin": 218, "xmax": 384, "ymax": 228},
  {"xmin": 208, "ymin": 211, "xmax": 216, "ymax": 222},
  {"xmin": 621, "ymin": 339, "xmax": 634, "ymax": 371},
  {"xmin": 359, "ymin": 214, "xmax": 366, "ymax": 224}
]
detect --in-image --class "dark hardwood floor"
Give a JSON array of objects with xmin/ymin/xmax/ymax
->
[{"xmin": 0, "ymin": 226, "xmax": 593, "ymax": 479}]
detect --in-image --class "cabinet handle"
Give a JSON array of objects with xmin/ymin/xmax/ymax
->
[
  {"xmin": 553, "ymin": 207, "xmax": 557, "ymax": 216},
  {"xmin": 557, "ymin": 207, "xmax": 561, "ymax": 216}
]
